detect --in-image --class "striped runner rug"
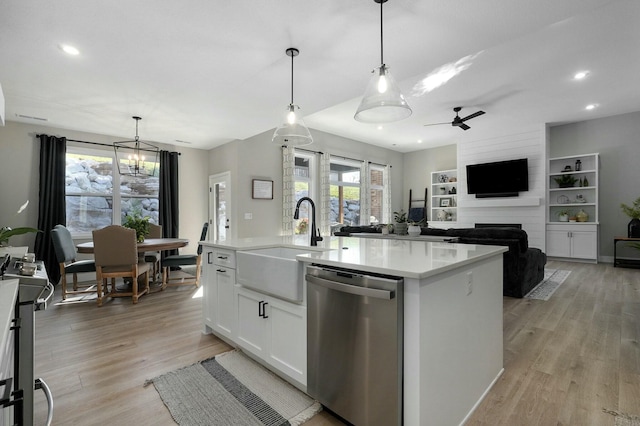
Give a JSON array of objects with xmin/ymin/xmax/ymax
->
[
  {"xmin": 146, "ymin": 350, "xmax": 321, "ymax": 426},
  {"xmin": 524, "ymin": 269, "xmax": 571, "ymax": 301}
]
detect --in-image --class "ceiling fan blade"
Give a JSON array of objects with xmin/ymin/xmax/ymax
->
[
  {"xmin": 459, "ymin": 123, "xmax": 471, "ymax": 131},
  {"xmin": 423, "ymin": 122, "xmax": 451, "ymax": 127},
  {"xmin": 460, "ymin": 110, "xmax": 485, "ymax": 122}
]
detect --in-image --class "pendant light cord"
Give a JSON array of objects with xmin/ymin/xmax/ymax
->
[
  {"xmin": 380, "ymin": 0, "xmax": 384, "ymax": 66},
  {"xmin": 290, "ymin": 50, "xmax": 294, "ymax": 105}
]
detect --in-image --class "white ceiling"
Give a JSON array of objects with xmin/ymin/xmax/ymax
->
[{"xmin": 1, "ymin": 0, "xmax": 639, "ymax": 153}]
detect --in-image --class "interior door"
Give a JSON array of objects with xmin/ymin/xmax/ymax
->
[{"xmin": 209, "ymin": 172, "xmax": 232, "ymax": 241}]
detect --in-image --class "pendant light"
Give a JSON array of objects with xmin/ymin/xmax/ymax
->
[
  {"xmin": 113, "ymin": 116, "xmax": 159, "ymax": 177},
  {"xmin": 354, "ymin": 0, "xmax": 412, "ymax": 123},
  {"xmin": 272, "ymin": 47, "xmax": 313, "ymax": 146}
]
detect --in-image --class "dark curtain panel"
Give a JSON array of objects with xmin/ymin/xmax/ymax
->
[
  {"xmin": 159, "ymin": 150, "xmax": 180, "ymax": 256},
  {"xmin": 34, "ymin": 134, "xmax": 66, "ymax": 284}
]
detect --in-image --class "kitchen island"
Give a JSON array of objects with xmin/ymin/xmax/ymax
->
[{"xmin": 200, "ymin": 236, "xmax": 506, "ymax": 426}]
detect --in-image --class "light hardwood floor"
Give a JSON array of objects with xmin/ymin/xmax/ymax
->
[{"xmin": 32, "ymin": 260, "xmax": 639, "ymax": 425}]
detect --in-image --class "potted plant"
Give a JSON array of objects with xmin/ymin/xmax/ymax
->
[
  {"xmin": 557, "ymin": 209, "xmax": 571, "ymax": 222},
  {"xmin": 553, "ymin": 174, "xmax": 578, "ymax": 188},
  {"xmin": 0, "ymin": 201, "xmax": 40, "ymax": 247},
  {"xmin": 122, "ymin": 207, "xmax": 151, "ymax": 242},
  {"xmin": 393, "ymin": 210, "xmax": 408, "ymax": 235},
  {"xmin": 621, "ymin": 196, "xmax": 640, "ymax": 237}
]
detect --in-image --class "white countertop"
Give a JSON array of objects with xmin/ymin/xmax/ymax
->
[{"xmin": 202, "ymin": 236, "xmax": 506, "ymax": 279}]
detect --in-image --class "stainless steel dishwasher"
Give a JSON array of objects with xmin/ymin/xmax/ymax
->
[{"xmin": 306, "ymin": 264, "xmax": 403, "ymax": 426}]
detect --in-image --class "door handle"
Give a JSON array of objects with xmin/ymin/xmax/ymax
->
[{"xmin": 258, "ymin": 301, "xmax": 269, "ymax": 318}]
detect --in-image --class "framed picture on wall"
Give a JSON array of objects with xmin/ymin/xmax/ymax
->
[
  {"xmin": 252, "ymin": 179, "xmax": 273, "ymax": 199},
  {"xmin": 440, "ymin": 198, "xmax": 451, "ymax": 207}
]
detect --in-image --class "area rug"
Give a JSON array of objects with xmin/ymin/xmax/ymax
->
[
  {"xmin": 524, "ymin": 269, "xmax": 571, "ymax": 301},
  {"xmin": 145, "ymin": 350, "xmax": 321, "ymax": 426},
  {"xmin": 603, "ymin": 408, "xmax": 640, "ymax": 426}
]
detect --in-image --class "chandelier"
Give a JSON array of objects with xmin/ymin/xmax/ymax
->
[{"xmin": 113, "ymin": 116, "xmax": 159, "ymax": 177}]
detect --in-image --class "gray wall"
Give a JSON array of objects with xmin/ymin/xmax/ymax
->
[
  {"xmin": 402, "ymin": 144, "xmax": 457, "ymax": 217},
  {"xmin": 550, "ymin": 110, "xmax": 640, "ymax": 258},
  {"xmin": 0, "ymin": 121, "xmax": 208, "ymax": 254},
  {"xmin": 208, "ymin": 127, "xmax": 404, "ymax": 238}
]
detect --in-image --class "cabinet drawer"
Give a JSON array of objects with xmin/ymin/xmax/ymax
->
[
  {"xmin": 547, "ymin": 223, "xmax": 598, "ymax": 233},
  {"xmin": 212, "ymin": 249, "xmax": 236, "ymax": 268}
]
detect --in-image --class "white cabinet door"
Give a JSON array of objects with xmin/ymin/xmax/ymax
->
[
  {"xmin": 266, "ymin": 297, "xmax": 306, "ymax": 385},
  {"xmin": 235, "ymin": 287, "xmax": 268, "ymax": 357},
  {"xmin": 234, "ymin": 286, "xmax": 307, "ymax": 386},
  {"xmin": 546, "ymin": 230, "xmax": 571, "ymax": 257},
  {"xmin": 213, "ymin": 267, "xmax": 236, "ymax": 339},
  {"xmin": 571, "ymin": 231, "xmax": 597, "ymax": 259},
  {"xmin": 201, "ymin": 250, "xmax": 215, "ymax": 331}
]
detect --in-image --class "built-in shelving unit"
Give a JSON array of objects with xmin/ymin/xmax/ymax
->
[
  {"xmin": 431, "ymin": 169, "xmax": 457, "ymax": 225},
  {"xmin": 546, "ymin": 153, "xmax": 599, "ymax": 262}
]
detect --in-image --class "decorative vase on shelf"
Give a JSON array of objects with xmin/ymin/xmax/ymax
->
[
  {"xmin": 576, "ymin": 209, "xmax": 589, "ymax": 222},
  {"xmin": 629, "ymin": 218, "xmax": 640, "ymax": 238}
]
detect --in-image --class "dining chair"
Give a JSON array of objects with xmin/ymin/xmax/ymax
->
[
  {"xmin": 144, "ymin": 223, "xmax": 163, "ymax": 281},
  {"xmin": 51, "ymin": 224, "xmax": 97, "ymax": 300},
  {"xmin": 92, "ymin": 225, "xmax": 151, "ymax": 306},
  {"xmin": 161, "ymin": 223, "xmax": 208, "ymax": 290}
]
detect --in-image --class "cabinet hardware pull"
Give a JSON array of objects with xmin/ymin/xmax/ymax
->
[
  {"xmin": 262, "ymin": 302, "xmax": 268, "ymax": 319},
  {"xmin": 217, "ymin": 255, "xmax": 228, "ymax": 260},
  {"xmin": 258, "ymin": 301, "xmax": 263, "ymax": 317},
  {"xmin": 216, "ymin": 269, "xmax": 226, "ymax": 273},
  {"xmin": 207, "ymin": 252, "xmax": 213, "ymax": 264}
]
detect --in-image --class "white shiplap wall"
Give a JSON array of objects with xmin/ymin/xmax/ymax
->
[{"xmin": 456, "ymin": 125, "xmax": 547, "ymax": 249}]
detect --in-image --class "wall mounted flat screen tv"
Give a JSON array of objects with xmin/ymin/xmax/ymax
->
[{"xmin": 466, "ymin": 158, "xmax": 529, "ymax": 198}]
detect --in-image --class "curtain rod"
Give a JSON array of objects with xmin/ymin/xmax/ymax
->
[
  {"xmin": 331, "ymin": 154, "xmax": 365, "ymax": 163},
  {"xmin": 36, "ymin": 134, "xmax": 181, "ymax": 155},
  {"xmin": 282, "ymin": 145, "xmax": 390, "ymax": 167},
  {"xmin": 281, "ymin": 145, "xmax": 324, "ymax": 155}
]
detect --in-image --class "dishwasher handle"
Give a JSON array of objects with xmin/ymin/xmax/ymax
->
[{"xmin": 306, "ymin": 274, "xmax": 395, "ymax": 300}]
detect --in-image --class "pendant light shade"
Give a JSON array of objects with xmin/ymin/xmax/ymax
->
[
  {"xmin": 354, "ymin": 0, "xmax": 412, "ymax": 123},
  {"xmin": 113, "ymin": 116, "xmax": 159, "ymax": 177},
  {"xmin": 272, "ymin": 48, "xmax": 313, "ymax": 146}
]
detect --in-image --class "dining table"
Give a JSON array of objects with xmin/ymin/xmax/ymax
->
[{"xmin": 76, "ymin": 238, "xmax": 190, "ymax": 254}]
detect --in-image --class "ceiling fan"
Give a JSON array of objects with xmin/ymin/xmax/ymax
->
[{"xmin": 423, "ymin": 107, "xmax": 486, "ymax": 131}]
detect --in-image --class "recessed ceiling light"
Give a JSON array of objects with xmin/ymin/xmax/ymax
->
[
  {"xmin": 60, "ymin": 44, "xmax": 80, "ymax": 55},
  {"xmin": 377, "ymin": 125, "xmax": 383, "ymax": 130},
  {"xmin": 585, "ymin": 104, "xmax": 598, "ymax": 110},
  {"xmin": 417, "ymin": 139, "xmax": 422, "ymax": 144},
  {"xmin": 574, "ymin": 71, "xmax": 589, "ymax": 80}
]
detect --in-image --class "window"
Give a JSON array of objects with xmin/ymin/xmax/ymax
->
[
  {"xmin": 330, "ymin": 158, "xmax": 361, "ymax": 226},
  {"xmin": 293, "ymin": 153, "xmax": 315, "ymax": 235},
  {"xmin": 65, "ymin": 146, "xmax": 159, "ymax": 235}
]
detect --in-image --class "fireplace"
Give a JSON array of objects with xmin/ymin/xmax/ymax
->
[{"xmin": 475, "ymin": 223, "xmax": 522, "ymax": 229}]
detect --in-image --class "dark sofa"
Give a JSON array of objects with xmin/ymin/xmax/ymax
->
[{"xmin": 338, "ymin": 226, "xmax": 546, "ymax": 298}]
